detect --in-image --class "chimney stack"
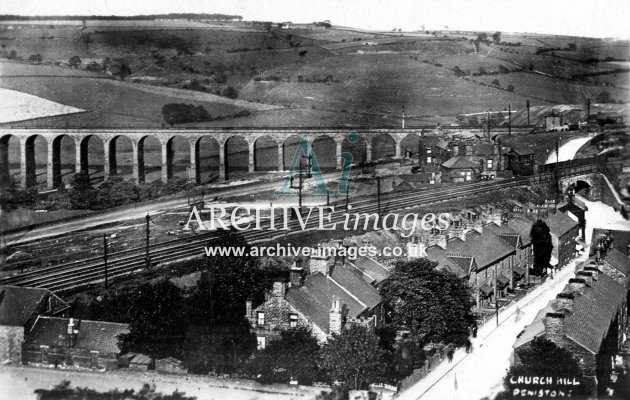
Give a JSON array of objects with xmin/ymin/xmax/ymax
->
[
  {"xmin": 272, "ymin": 282, "xmax": 286, "ymax": 298},
  {"xmin": 290, "ymin": 261, "xmax": 304, "ymax": 287},
  {"xmin": 544, "ymin": 312, "xmax": 566, "ymax": 338},
  {"xmin": 583, "ymin": 266, "xmax": 600, "ymax": 281},
  {"xmin": 568, "ymin": 278, "xmax": 586, "ymax": 294},
  {"xmin": 66, "ymin": 318, "xmax": 77, "ymax": 347},
  {"xmin": 329, "ymin": 298, "xmax": 342, "ymax": 335},
  {"xmin": 436, "ymin": 233, "xmax": 448, "ymax": 250},
  {"xmin": 245, "ymin": 299, "xmax": 253, "ymax": 320},
  {"xmin": 555, "ymin": 292, "xmax": 574, "ymax": 313},
  {"xmin": 575, "ymin": 271, "xmax": 594, "ymax": 287}
]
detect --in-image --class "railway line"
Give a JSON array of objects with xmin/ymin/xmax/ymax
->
[
  {"xmin": 0, "ymin": 177, "xmax": 528, "ymax": 293},
  {"xmin": 2, "ymin": 157, "xmax": 615, "ymax": 294}
]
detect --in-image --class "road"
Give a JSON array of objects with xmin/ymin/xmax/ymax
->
[
  {"xmin": 397, "ymin": 255, "xmax": 586, "ymax": 400},
  {"xmin": 398, "ymin": 190, "xmax": 629, "ymax": 400},
  {"xmin": 545, "ymin": 137, "xmax": 593, "ymax": 164}
]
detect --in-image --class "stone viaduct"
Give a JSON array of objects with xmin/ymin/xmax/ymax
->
[{"xmin": 0, "ymin": 127, "xmax": 446, "ymax": 189}]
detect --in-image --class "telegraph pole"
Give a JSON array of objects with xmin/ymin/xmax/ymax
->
[
  {"xmin": 494, "ymin": 269, "xmax": 499, "ymax": 326},
  {"xmin": 508, "ymin": 104, "xmax": 512, "ymax": 135},
  {"xmin": 145, "ymin": 213, "xmax": 151, "ymax": 269},
  {"xmin": 526, "ymin": 100, "xmax": 530, "ymax": 126},
  {"xmin": 376, "ymin": 175, "xmax": 382, "ymax": 216},
  {"xmin": 103, "ymin": 233, "xmax": 108, "ymax": 288}
]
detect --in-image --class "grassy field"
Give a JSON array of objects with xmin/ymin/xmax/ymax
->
[
  {"xmin": 471, "ymin": 72, "xmax": 629, "ymax": 104},
  {"xmin": 0, "ymin": 22, "xmax": 627, "ymax": 128}
]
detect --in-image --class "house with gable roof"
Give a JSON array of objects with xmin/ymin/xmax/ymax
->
[
  {"xmin": 0, "ymin": 285, "xmax": 69, "ymax": 364},
  {"xmin": 512, "ymin": 265, "xmax": 627, "ymax": 396},
  {"xmin": 245, "ymin": 256, "xmax": 383, "ymax": 348}
]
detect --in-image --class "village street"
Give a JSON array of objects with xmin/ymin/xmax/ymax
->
[{"xmin": 399, "ymin": 195, "xmax": 629, "ymax": 400}]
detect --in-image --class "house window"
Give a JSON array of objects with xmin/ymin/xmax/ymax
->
[
  {"xmin": 257, "ymin": 336, "xmax": 266, "ymax": 350},
  {"xmin": 464, "ymin": 171, "xmax": 472, "ymax": 181},
  {"xmin": 90, "ymin": 351, "xmax": 99, "ymax": 368},
  {"xmin": 40, "ymin": 345, "xmax": 49, "ymax": 364},
  {"xmin": 426, "ymin": 147, "xmax": 432, "ymax": 154},
  {"xmin": 257, "ymin": 312, "xmax": 265, "ymax": 326},
  {"xmin": 486, "ymin": 159, "xmax": 493, "ymax": 169},
  {"xmin": 427, "ymin": 156, "xmax": 432, "ymax": 164},
  {"xmin": 289, "ymin": 313, "xmax": 298, "ymax": 328}
]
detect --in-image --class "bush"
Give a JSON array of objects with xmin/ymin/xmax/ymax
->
[
  {"xmin": 507, "ymin": 84, "xmax": 514, "ymax": 92},
  {"xmin": 492, "ymin": 79, "xmax": 500, "ymax": 87},
  {"xmin": 162, "ymin": 103, "xmax": 211, "ymax": 125}
]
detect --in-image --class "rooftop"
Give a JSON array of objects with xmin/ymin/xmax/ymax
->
[
  {"xmin": 0, "ymin": 286, "xmax": 67, "ymax": 327},
  {"xmin": 25, "ymin": 316, "xmax": 129, "ymax": 354}
]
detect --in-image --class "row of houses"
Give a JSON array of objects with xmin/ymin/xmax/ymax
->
[
  {"xmin": 248, "ymin": 204, "xmax": 581, "ymax": 347},
  {"xmin": 511, "ymin": 246, "xmax": 630, "ymax": 397},
  {"xmin": 411, "ymin": 135, "xmax": 535, "ymax": 185}
]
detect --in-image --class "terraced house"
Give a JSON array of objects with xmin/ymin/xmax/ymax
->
[
  {"xmin": 245, "ymin": 256, "xmax": 383, "ymax": 347},
  {"xmin": 512, "ymin": 262, "xmax": 628, "ymax": 397}
]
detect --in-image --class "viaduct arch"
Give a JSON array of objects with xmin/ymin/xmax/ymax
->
[{"xmin": 0, "ymin": 128, "xmax": 427, "ymax": 189}]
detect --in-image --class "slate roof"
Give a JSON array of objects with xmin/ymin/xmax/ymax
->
[
  {"xmin": 400, "ymin": 173, "xmax": 433, "ymax": 183},
  {"xmin": 330, "ymin": 263, "xmax": 381, "ymax": 310},
  {"xmin": 285, "ymin": 264, "xmax": 380, "ymax": 334},
  {"xmin": 25, "ymin": 316, "xmax": 129, "ymax": 354},
  {"xmin": 423, "ymin": 165, "xmax": 441, "ymax": 174},
  {"xmin": 350, "ymin": 256, "xmax": 391, "ymax": 285},
  {"xmin": 474, "ymin": 143, "xmax": 495, "ymax": 156},
  {"xmin": 563, "ymin": 273, "xmax": 626, "ymax": 354},
  {"xmin": 507, "ymin": 147, "xmax": 535, "ymax": 156},
  {"xmin": 506, "ymin": 218, "xmax": 533, "ymax": 246},
  {"xmin": 604, "ymin": 249, "xmax": 630, "ymax": 276},
  {"xmin": 425, "ymin": 226, "xmax": 514, "ymax": 276},
  {"xmin": 545, "ymin": 212, "xmax": 579, "ymax": 237},
  {"xmin": 442, "ymin": 156, "xmax": 481, "ymax": 169},
  {"xmin": 514, "ymin": 272, "xmax": 626, "ymax": 354},
  {"xmin": 0, "ymin": 286, "xmax": 67, "ymax": 327}
]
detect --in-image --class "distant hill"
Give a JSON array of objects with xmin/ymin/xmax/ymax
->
[{"xmin": 0, "ymin": 13, "xmax": 243, "ymax": 21}]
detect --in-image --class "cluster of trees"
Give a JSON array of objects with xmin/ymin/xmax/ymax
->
[
  {"xmin": 108, "ymin": 244, "xmax": 476, "ymax": 390},
  {"xmin": 35, "ymin": 381, "xmax": 195, "ymax": 400},
  {"xmin": 162, "ymin": 103, "xmax": 212, "ymax": 125},
  {"xmin": 530, "ymin": 219, "xmax": 553, "ymax": 276},
  {"xmin": 114, "ymin": 231, "xmax": 272, "ymax": 374},
  {"xmin": 36, "ymin": 173, "xmax": 190, "ymax": 211},
  {"xmin": 495, "ymin": 338, "xmax": 586, "ymax": 399}
]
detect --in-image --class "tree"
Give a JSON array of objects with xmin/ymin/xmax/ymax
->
[
  {"xmin": 68, "ymin": 55, "xmax": 81, "ymax": 68},
  {"xmin": 8, "ymin": 49, "xmax": 17, "ymax": 59},
  {"xmin": 496, "ymin": 338, "xmax": 586, "ymax": 399},
  {"xmin": 108, "ymin": 58, "xmax": 131, "ymax": 79},
  {"xmin": 507, "ymin": 84, "xmax": 515, "ymax": 92},
  {"xmin": 530, "ymin": 220, "xmax": 553, "ymax": 276},
  {"xmin": 380, "ymin": 258, "xmax": 476, "ymax": 347},
  {"xmin": 35, "ymin": 381, "xmax": 196, "ymax": 400},
  {"xmin": 596, "ymin": 90, "xmax": 614, "ymax": 103},
  {"xmin": 320, "ymin": 325, "xmax": 387, "ymax": 390},
  {"xmin": 118, "ymin": 279, "xmax": 188, "ymax": 360},
  {"xmin": 161, "ymin": 103, "xmax": 211, "ymax": 126},
  {"xmin": 28, "ymin": 53, "xmax": 42, "ymax": 63},
  {"xmin": 182, "ymin": 319, "xmax": 255, "ymax": 374},
  {"xmin": 492, "ymin": 79, "xmax": 501, "ymax": 88},
  {"xmin": 244, "ymin": 327, "xmax": 322, "ymax": 384},
  {"xmin": 205, "ymin": 230, "xmax": 271, "ymax": 321},
  {"xmin": 492, "ymin": 31, "xmax": 502, "ymax": 44},
  {"xmin": 68, "ymin": 172, "xmax": 97, "ymax": 209}
]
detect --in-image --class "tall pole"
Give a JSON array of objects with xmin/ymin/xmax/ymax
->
[
  {"xmin": 298, "ymin": 159, "xmax": 303, "ymax": 215},
  {"xmin": 103, "ymin": 233, "xmax": 108, "ymax": 288},
  {"xmin": 555, "ymin": 137, "xmax": 560, "ymax": 198},
  {"xmin": 345, "ymin": 187, "xmax": 349, "ymax": 211},
  {"xmin": 494, "ymin": 269, "xmax": 499, "ymax": 326},
  {"xmin": 376, "ymin": 175, "xmax": 381, "ymax": 216},
  {"xmin": 508, "ymin": 104, "xmax": 512, "ymax": 135},
  {"xmin": 526, "ymin": 100, "xmax": 530, "ymax": 126},
  {"xmin": 587, "ymin": 98, "xmax": 591, "ymax": 121},
  {"xmin": 145, "ymin": 213, "xmax": 151, "ymax": 270},
  {"xmin": 402, "ymin": 106, "xmax": 406, "ymax": 129}
]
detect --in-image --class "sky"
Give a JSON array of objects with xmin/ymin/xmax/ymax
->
[{"xmin": 1, "ymin": 0, "xmax": 629, "ymax": 39}]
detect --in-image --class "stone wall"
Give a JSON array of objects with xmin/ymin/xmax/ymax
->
[{"xmin": 0, "ymin": 325, "xmax": 24, "ymax": 364}]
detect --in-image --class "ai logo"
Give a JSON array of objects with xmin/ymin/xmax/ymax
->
[{"xmin": 275, "ymin": 132, "xmax": 358, "ymax": 195}]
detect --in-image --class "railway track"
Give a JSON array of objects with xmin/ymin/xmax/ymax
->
[{"xmin": 0, "ymin": 177, "xmax": 529, "ymax": 293}]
